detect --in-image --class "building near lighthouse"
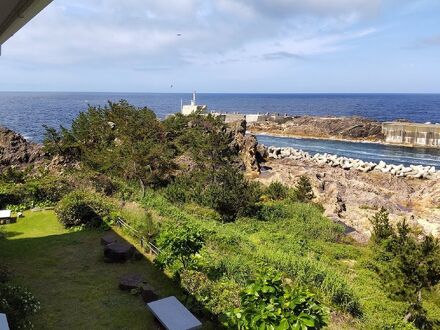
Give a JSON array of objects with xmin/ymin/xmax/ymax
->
[{"xmin": 181, "ymin": 91, "xmax": 208, "ymax": 115}]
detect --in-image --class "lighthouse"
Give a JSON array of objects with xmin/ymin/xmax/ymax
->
[{"xmin": 181, "ymin": 91, "xmax": 208, "ymax": 115}]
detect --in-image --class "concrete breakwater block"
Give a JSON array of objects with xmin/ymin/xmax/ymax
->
[{"xmin": 266, "ymin": 145, "xmax": 438, "ymax": 180}]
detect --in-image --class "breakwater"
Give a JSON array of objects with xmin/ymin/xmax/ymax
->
[
  {"xmin": 266, "ymin": 146, "xmax": 439, "ymax": 180},
  {"xmin": 382, "ymin": 122, "xmax": 440, "ymax": 147},
  {"xmin": 213, "ymin": 112, "xmax": 288, "ymax": 124}
]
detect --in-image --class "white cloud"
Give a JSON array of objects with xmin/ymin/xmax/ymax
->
[{"xmin": 2, "ymin": 0, "xmax": 382, "ymax": 69}]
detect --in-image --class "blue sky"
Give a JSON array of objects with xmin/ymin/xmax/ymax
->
[{"xmin": 1, "ymin": 0, "xmax": 440, "ymax": 93}]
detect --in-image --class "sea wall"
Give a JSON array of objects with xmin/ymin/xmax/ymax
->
[
  {"xmin": 213, "ymin": 112, "xmax": 289, "ymax": 124},
  {"xmin": 382, "ymin": 122, "xmax": 440, "ymax": 147},
  {"xmin": 266, "ymin": 146, "xmax": 439, "ymax": 180}
]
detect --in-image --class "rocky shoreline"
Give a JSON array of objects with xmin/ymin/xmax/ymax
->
[
  {"xmin": 0, "ymin": 126, "xmax": 44, "ymax": 170},
  {"xmin": 257, "ymin": 155, "xmax": 440, "ymax": 241},
  {"xmin": 266, "ymin": 146, "xmax": 439, "ymax": 180}
]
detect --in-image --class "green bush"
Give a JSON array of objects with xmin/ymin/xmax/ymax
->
[
  {"xmin": 292, "ymin": 176, "xmax": 315, "ymax": 203},
  {"xmin": 0, "ymin": 167, "xmax": 27, "ymax": 184},
  {"xmin": 155, "ymin": 223, "xmax": 205, "ymax": 270},
  {"xmin": 0, "ymin": 183, "xmax": 23, "ymax": 209},
  {"xmin": 370, "ymin": 207, "xmax": 393, "ymax": 245},
  {"xmin": 0, "ymin": 283, "xmax": 40, "ymax": 329},
  {"xmin": 265, "ymin": 181, "xmax": 289, "ymax": 201},
  {"xmin": 164, "ymin": 166, "xmax": 261, "ymax": 222},
  {"xmin": 55, "ymin": 190, "xmax": 115, "ymax": 228},
  {"xmin": 0, "ymin": 176, "xmax": 71, "ymax": 210},
  {"xmin": 163, "ymin": 175, "xmax": 194, "ymax": 204},
  {"xmin": 223, "ymin": 269, "xmax": 328, "ymax": 329},
  {"xmin": 256, "ymin": 203, "xmax": 289, "ymax": 221},
  {"xmin": 120, "ymin": 204, "xmax": 158, "ymax": 239},
  {"xmin": 180, "ymin": 270, "xmax": 240, "ymax": 316},
  {"xmin": 202, "ymin": 167, "xmax": 261, "ymax": 222}
]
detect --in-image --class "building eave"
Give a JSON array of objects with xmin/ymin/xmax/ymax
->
[{"xmin": 0, "ymin": 0, "xmax": 52, "ymax": 48}]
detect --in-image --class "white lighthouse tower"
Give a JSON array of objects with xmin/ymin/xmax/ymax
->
[{"xmin": 181, "ymin": 91, "xmax": 208, "ymax": 115}]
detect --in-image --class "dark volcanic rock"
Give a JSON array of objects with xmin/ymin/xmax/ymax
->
[
  {"xmin": 119, "ymin": 273, "xmax": 144, "ymax": 291},
  {"xmin": 101, "ymin": 233, "xmax": 119, "ymax": 246},
  {"xmin": 140, "ymin": 287, "xmax": 159, "ymax": 303},
  {"xmin": 104, "ymin": 242, "xmax": 135, "ymax": 262},
  {"xmin": 0, "ymin": 126, "xmax": 44, "ymax": 169}
]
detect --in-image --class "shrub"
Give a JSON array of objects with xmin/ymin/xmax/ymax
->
[
  {"xmin": 256, "ymin": 203, "xmax": 289, "ymax": 221},
  {"xmin": 0, "ymin": 283, "xmax": 40, "ymax": 329},
  {"xmin": 0, "ymin": 167, "xmax": 26, "ymax": 184},
  {"xmin": 24, "ymin": 176, "xmax": 71, "ymax": 205},
  {"xmin": 55, "ymin": 190, "xmax": 115, "ymax": 228},
  {"xmin": 155, "ymin": 223, "xmax": 205, "ymax": 270},
  {"xmin": 163, "ymin": 175, "xmax": 194, "ymax": 204},
  {"xmin": 223, "ymin": 269, "xmax": 328, "ymax": 329},
  {"xmin": 370, "ymin": 207, "xmax": 393, "ymax": 244},
  {"xmin": 292, "ymin": 176, "xmax": 315, "ymax": 203},
  {"xmin": 120, "ymin": 203, "xmax": 158, "ymax": 239},
  {"xmin": 180, "ymin": 270, "xmax": 240, "ymax": 316},
  {"xmin": 164, "ymin": 166, "xmax": 261, "ymax": 222},
  {"xmin": 0, "ymin": 183, "xmax": 24, "ymax": 209},
  {"xmin": 202, "ymin": 167, "xmax": 261, "ymax": 222},
  {"xmin": 0, "ymin": 176, "xmax": 71, "ymax": 210},
  {"xmin": 265, "ymin": 181, "xmax": 289, "ymax": 200}
]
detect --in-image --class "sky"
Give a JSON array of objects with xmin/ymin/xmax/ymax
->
[{"xmin": 1, "ymin": 0, "xmax": 440, "ymax": 93}]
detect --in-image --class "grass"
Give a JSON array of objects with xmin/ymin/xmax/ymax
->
[
  {"xmin": 141, "ymin": 191, "xmax": 440, "ymax": 329},
  {"xmin": 0, "ymin": 210, "xmax": 201, "ymax": 329}
]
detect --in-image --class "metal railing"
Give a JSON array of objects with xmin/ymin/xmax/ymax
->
[{"xmin": 115, "ymin": 217, "xmax": 160, "ymax": 256}]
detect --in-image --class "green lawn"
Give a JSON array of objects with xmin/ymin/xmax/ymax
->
[{"xmin": 0, "ymin": 210, "xmax": 190, "ymax": 330}]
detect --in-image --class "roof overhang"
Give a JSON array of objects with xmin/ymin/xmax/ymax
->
[{"xmin": 0, "ymin": 0, "xmax": 52, "ymax": 53}]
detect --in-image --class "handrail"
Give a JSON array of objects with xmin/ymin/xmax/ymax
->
[{"xmin": 115, "ymin": 217, "xmax": 160, "ymax": 256}]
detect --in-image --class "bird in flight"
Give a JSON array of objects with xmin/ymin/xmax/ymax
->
[{"xmin": 177, "ymin": 33, "xmax": 182, "ymax": 36}]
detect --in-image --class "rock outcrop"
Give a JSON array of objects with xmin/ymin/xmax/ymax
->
[
  {"xmin": 0, "ymin": 126, "xmax": 44, "ymax": 170},
  {"xmin": 258, "ymin": 157, "xmax": 440, "ymax": 241},
  {"xmin": 228, "ymin": 120, "xmax": 261, "ymax": 177},
  {"xmin": 248, "ymin": 116, "xmax": 384, "ymax": 142}
]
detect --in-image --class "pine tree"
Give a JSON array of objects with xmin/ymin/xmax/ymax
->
[
  {"xmin": 293, "ymin": 175, "xmax": 315, "ymax": 203},
  {"xmin": 371, "ymin": 215, "xmax": 440, "ymax": 329},
  {"xmin": 369, "ymin": 207, "xmax": 394, "ymax": 244}
]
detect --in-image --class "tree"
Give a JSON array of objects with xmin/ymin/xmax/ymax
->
[
  {"xmin": 265, "ymin": 181, "xmax": 288, "ymax": 201},
  {"xmin": 44, "ymin": 101, "xmax": 176, "ymax": 190},
  {"xmin": 155, "ymin": 223, "xmax": 204, "ymax": 269},
  {"xmin": 370, "ymin": 207, "xmax": 394, "ymax": 245},
  {"xmin": 203, "ymin": 165, "xmax": 261, "ymax": 222},
  {"xmin": 371, "ymin": 216, "xmax": 440, "ymax": 329},
  {"xmin": 165, "ymin": 113, "xmax": 237, "ymax": 175},
  {"xmin": 293, "ymin": 176, "xmax": 315, "ymax": 203},
  {"xmin": 224, "ymin": 269, "xmax": 328, "ymax": 329}
]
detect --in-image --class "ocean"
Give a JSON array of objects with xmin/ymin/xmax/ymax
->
[{"xmin": 1, "ymin": 92, "xmax": 440, "ymax": 167}]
